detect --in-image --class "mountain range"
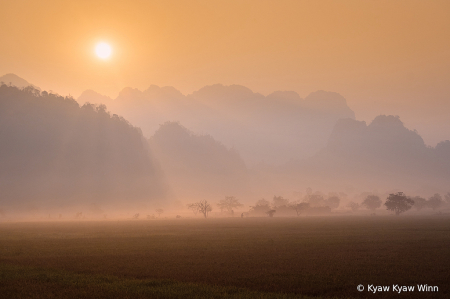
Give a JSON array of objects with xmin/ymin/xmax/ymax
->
[{"xmin": 1, "ymin": 74, "xmax": 449, "ymax": 211}]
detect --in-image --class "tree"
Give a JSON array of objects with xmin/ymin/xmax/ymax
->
[
  {"xmin": 362, "ymin": 195, "xmax": 382, "ymax": 211},
  {"xmin": 305, "ymin": 194, "xmax": 325, "ymax": 207},
  {"xmin": 385, "ymin": 192, "xmax": 414, "ymax": 215},
  {"xmin": 187, "ymin": 203, "xmax": 199, "ymax": 216},
  {"xmin": 249, "ymin": 199, "xmax": 271, "ymax": 216},
  {"xmin": 266, "ymin": 209, "xmax": 276, "ymax": 217},
  {"xmin": 217, "ymin": 196, "xmax": 243, "ymax": 214},
  {"xmin": 444, "ymin": 192, "xmax": 450, "ymax": 204},
  {"xmin": 155, "ymin": 208, "xmax": 164, "ymax": 217},
  {"xmin": 272, "ymin": 196, "xmax": 292, "ymax": 215},
  {"xmin": 289, "ymin": 202, "xmax": 310, "ymax": 216},
  {"xmin": 427, "ymin": 193, "xmax": 443, "ymax": 210},
  {"xmin": 188, "ymin": 200, "xmax": 212, "ymax": 218},
  {"xmin": 325, "ymin": 196, "xmax": 340, "ymax": 209},
  {"xmin": 411, "ymin": 196, "xmax": 427, "ymax": 210},
  {"xmin": 272, "ymin": 196, "xmax": 289, "ymax": 207},
  {"xmin": 346, "ymin": 201, "xmax": 360, "ymax": 212}
]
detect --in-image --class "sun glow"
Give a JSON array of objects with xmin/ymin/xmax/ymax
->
[{"xmin": 95, "ymin": 42, "xmax": 112, "ymax": 59}]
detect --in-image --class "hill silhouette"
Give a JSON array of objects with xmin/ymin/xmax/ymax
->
[
  {"xmin": 279, "ymin": 115, "xmax": 450, "ymax": 193},
  {"xmin": 149, "ymin": 122, "xmax": 249, "ymax": 199},
  {"xmin": 78, "ymin": 83, "xmax": 355, "ymax": 164},
  {"xmin": 0, "ymin": 85, "xmax": 166, "ymax": 211},
  {"xmin": 0, "ymin": 73, "xmax": 40, "ymax": 91}
]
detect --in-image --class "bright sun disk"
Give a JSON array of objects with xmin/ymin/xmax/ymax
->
[{"xmin": 95, "ymin": 42, "xmax": 112, "ymax": 59}]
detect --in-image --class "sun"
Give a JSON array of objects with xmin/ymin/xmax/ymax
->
[{"xmin": 95, "ymin": 42, "xmax": 112, "ymax": 59}]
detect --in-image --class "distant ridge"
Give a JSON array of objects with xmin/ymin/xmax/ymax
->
[
  {"xmin": 0, "ymin": 73, "xmax": 41, "ymax": 91},
  {"xmin": 77, "ymin": 83, "xmax": 356, "ymax": 164}
]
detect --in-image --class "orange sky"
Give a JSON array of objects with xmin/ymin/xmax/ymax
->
[{"xmin": 1, "ymin": 0, "xmax": 450, "ymax": 145}]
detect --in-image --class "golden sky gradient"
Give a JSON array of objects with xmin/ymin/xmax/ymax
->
[{"xmin": 1, "ymin": 0, "xmax": 450, "ymax": 145}]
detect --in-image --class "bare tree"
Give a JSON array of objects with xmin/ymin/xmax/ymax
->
[
  {"xmin": 385, "ymin": 192, "xmax": 414, "ymax": 215},
  {"xmin": 289, "ymin": 202, "xmax": 310, "ymax": 216},
  {"xmin": 155, "ymin": 208, "xmax": 164, "ymax": 217},
  {"xmin": 188, "ymin": 200, "xmax": 212, "ymax": 218},
  {"xmin": 187, "ymin": 203, "xmax": 199, "ymax": 216},
  {"xmin": 217, "ymin": 196, "xmax": 243, "ymax": 214}
]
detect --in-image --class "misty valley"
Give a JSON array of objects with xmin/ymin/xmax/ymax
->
[{"xmin": 1, "ymin": 78, "xmax": 450, "ymax": 298}]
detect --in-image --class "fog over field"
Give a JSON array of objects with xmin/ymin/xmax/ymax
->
[
  {"xmin": 1, "ymin": 76, "xmax": 450, "ymax": 220},
  {"xmin": 1, "ymin": 2, "xmax": 450, "ymax": 297}
]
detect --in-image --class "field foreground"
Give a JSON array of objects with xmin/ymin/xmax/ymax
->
[{"xmin": 0, "ymin": 216, "xmax": 449, "ymax": 298}]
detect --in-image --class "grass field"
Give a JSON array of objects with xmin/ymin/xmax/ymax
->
[{"xmin": 0, "ymin": 215, "xmax": 449, "ymax": 298}]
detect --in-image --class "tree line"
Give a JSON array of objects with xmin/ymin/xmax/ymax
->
[{"xmin": 187, "ymin": 191, "xmax": 450, "ymax": 218}]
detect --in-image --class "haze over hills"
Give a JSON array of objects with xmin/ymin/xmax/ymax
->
[
  {"xmin": 149, "ymin": 122, "xmax": 249, "ymax": 200},
  {"xmin": 276, "ymin": 115, "xmax": 450, "ymax": 195},
  {"xmin": 0, "ymin": 84, "xmax": 167, "ymax": 211},
  {"xmin": 78, "ymin": 83, "xmax": 355, "ymax": 165},
  {"xmin": 1, "ymin": 74, "xmax": 450, "ymax": 212},
  {"xmin": 0, "ymin": 73, "xmax": 41, "ymax": 91}
]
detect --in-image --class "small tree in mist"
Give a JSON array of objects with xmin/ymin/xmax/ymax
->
[
  {"xmin": 427, "ymin": 193, "xmax": 443, "ymax": 210},
  {"xmin": 362, "ymin": 195, "xmax": 382, "ymax": 211},
  {"xmin": 188, "ymin": 203, "xmax": 199, "ymax": 216},
  {"xmin": 411, "ymin": 196, "xmax": 427, "ymax": 210},
  {"xmin": 444, "ymin": 192, "xmax": 450, "ymax": 204},
  {"xmin": 289, "ymin": 202, "xmax": 310, "ymax": 216},
  {"xmin": 346, "ymin": 201, "xmax": 360, "ymax": 212},
  {"xmin": 325, "ymin": 196, "xmax": 340, "ymax": 210},
  {"xmin": 249, "ymin": 199, "xmax": 271, "ymax": 216},
  {"xmin": 272, "ymin": 196, "xmax": 289, "ymax": 207},
  {"xmin": 188, "ymin": 200, "xmax": 212, "ymax": 218},
  {"xmin": 385, "ymin": 192, "xmax": 414, "ymax": 216},
  {"xmin": 305, "ymin": 194, "xmax": 325, "ymax": 207},
  {"xmin": 155, "ymin": 208, "xmax": 164, "ymax": 217},
  {"xmin": 266, "ymin": 209, "xmax": 276, "ymax": 217},
  {"xmin": 272, "ymin": 196, "xmax": 292, "ymax": 215},
  {"xmin": 217, "ymin": 196, "xmax": 243, "ymax": 215}
]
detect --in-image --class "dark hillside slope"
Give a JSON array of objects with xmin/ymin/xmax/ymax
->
[
  {"xmin": 0, "ymin": 85, "xmax": 166, "ymax": 210},
  {"xmin": 149, "ymin": 122, "xmax": 249, "ymax": 199}
]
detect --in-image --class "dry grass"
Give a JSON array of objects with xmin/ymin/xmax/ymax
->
[{"xmin": 0, "ymin": 215, "xmax": 449, "ymax": 298}]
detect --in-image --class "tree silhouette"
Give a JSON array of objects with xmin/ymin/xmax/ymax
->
[
  {"xmin": 427, "ymin": 193, "xmax": 443, "ymax": 210},
  {"xmin": 217, "ymin": 196, "xmax": 243, "ymax": 214},
  {"xmin": 362, "ymin": 195, "xmax": 382, "ymax": 211},
  {"xmin": 411, "ymin": 196, "xmax": 427, "ymax": 210},
  {"xmin": 346, "ymin": 201, "xmax": 360, "ymax": 211},
  {"xmin": 249, "ymin": 199, "xmax": 271, "ymax": 216},
  {"xmin": 266, "ymin": 209, "xmax": 276, "ymax": 217},
  {"xmin": 289, "ymin": 202, "xmax": 310, "ymax": 216},
  {"xmin": 155, "ymin": 208, "xmax": 164, "ymax": 217},
  {"xmin": 385, "ymin": 192, "xmax": 414, "ymax": 215},
  {"xmin": 444, "ymin": 192, "xmax": 450, "ymax": 204},
  {"xmin": 325, "ymin": 196, "xmax": 340, "ymax": 209},
  {"xmin": 188, "ymin": 200, "xmax": 212, "ymax": 218}
]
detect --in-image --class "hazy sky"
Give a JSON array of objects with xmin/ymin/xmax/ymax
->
[{"xmin": 1, "ymin": 0, "xmax": 450, "ymax": 145}]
